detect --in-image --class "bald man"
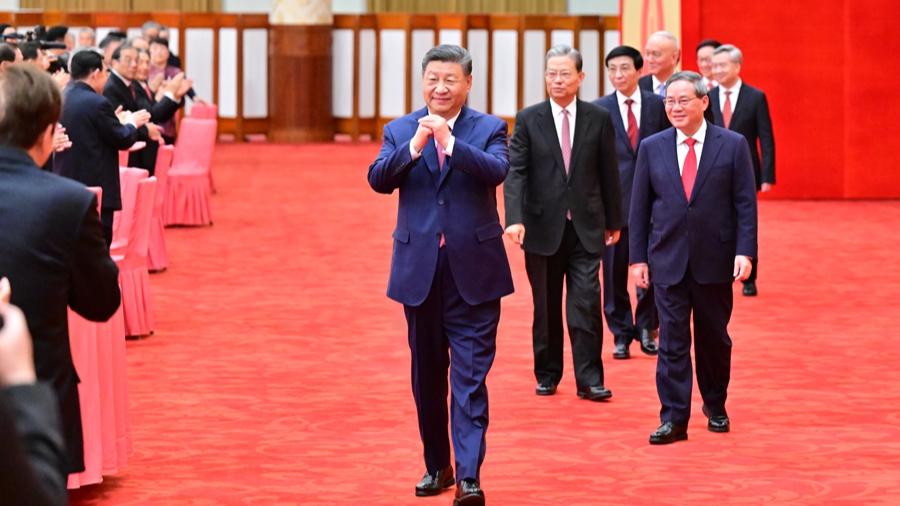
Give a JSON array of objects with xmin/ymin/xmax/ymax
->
[{"xmin": 639, "ymin": 31, "xmax": 680, "ymax": 97}]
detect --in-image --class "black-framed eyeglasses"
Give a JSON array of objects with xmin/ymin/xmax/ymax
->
[{"xmin": 664, "ymin": 97, "xmax": 701, "ymax": 107}]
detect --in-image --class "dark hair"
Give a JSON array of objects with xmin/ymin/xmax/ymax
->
[
  {"xmin": 696, "ymin": 39, "xmax": 722, "ymax": 53},
  {"xmin": 111, "ymin": 44, "xmax": 135, "ymax": 61},
  {"xmin": 605, "ymin": 45, "xmax": 643, "ymax": 70},
  {"xmin": 19, "ymin": 41, "xmax": 40, "ymax": 61},
  {"xmin": 99, "ymin": 33, "xmax": 125, "ymax": 50},
  {"xmin": 45, "ymin": 25, "xmax": 68, "ymax": 42},
  {"xmin": 0, "ymin": 43, "xmax": 16, "ymax": 64},
  {"xmin": 0, "ymin": 63, "xmax": 62, "ymax": 150},
  {"xmin": 149, "ymin": 37, "xmax": 169, "ymax": 49},
  {"xmin": 70, "ymin": 49, "xmax": 105, "ymax": 80},
  {"xmin": 421, "ymin": 44, "xmax": 472, "ymax": 77}
]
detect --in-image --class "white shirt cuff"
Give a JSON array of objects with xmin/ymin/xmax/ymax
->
[
  {"xmin": 409, "ymin": 140, "xmax": 422, "ymax": 159},
  {"xmin": 443, "ymin": 135, "xmax": 455, "ymax": 156},
  {"xmin": 164, "ymin": 91, "xmax": 176, "ymax": 101}
]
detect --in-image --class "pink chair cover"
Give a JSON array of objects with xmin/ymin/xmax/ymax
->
[
  {"xmin": 118, "ymin": 151, "xmax": 128, "ymax": 167},
  {"xmin": 148, "ymin": 145, "xmax": 174, "ymax": 272},
  {"xmin": 190, "ymin": 103, "xmax": 218, "ymax": 119},
  {"xmin": 164, "ymin": 118, "xmax": 216, "ymax": 226},
  {"xmin": 118, "ymin": 177, "xmax": 157, "ymax": 337},
  {"xmin": 112, "ymin": 168, "xmax": 149, "ymax": 259},
  {"xmin": 68, "ymin": 187, "xmax": 133, "ymax": 489}
]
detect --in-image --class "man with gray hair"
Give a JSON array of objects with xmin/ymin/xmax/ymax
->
[
  {"xmin": 639, "ymin": 31, "xmax": 680, "ymax": 96},
  {"xmin": 630, "ymin": 71, "xmax": 757, "ymax": 445},
  {"xmin": 505, "ymin": 45, "xmax": 623, "ymax": 402},
  {"xmin": 709, "ymin": 44, "xmax": 775, "ymax": 296},
  {"xmin": 368, "ymin": 44, "xmax": 512, "ymax": 506}
]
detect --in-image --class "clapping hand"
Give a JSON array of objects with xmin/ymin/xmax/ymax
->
[{"xmin": 53, "ymin": 125, "xmax": 72, "ymax": 152}]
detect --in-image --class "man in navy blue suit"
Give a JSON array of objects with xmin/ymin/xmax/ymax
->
[
  {"xmin": 368, "ymin": 45, "xmax": 513, "ymax": 506},
  {"xmin": 630, "ymin": 71, "xmax": 757, "ymax": 445},
  {"xmin": 593, "ymin": 45, "xmax": 669, "ymax": 360}
]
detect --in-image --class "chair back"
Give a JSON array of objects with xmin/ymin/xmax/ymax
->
[
  {"xmin": 111, "ymin": 168, "xmax": 149, "ymax": 258},
  {"xmin": 130, "ymin": 177, "xmax": 157, "ymax": 259},
  {"xmin": 118, "ymin": 150, "xmax": 129, "ymax": 168},
  {"xmin": 86, "ymin": 187, "xmax": 102, "ymax": 216},
  {"xmin": 171, "ymin": 119, "xmax": 217, "ymax": 174},
  {"xmin": 153, "ymin": 145, "xmax": 174, "ymax": 216},
  {"xmin": 190, "ymin": 103, "xmax": 218, "ymax": 120}
]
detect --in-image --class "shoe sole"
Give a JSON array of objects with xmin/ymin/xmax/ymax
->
[
  {"xmin": 535, "ymin": 390, "xmax": 556, "ymax": 396},
  {"xmin": 649, "ymin": 433, "xmax": 688, "ymax": 444},
  {"xmin": 577, "ymin": 392, "xmax": 612, "ymax": 401},
  {"xmin": 708, "ymin": 425, "xmax": 730, "ymax": 433},
  {"xmin": 454, "ymin": 495, "xmax": 485, "ymax": 506},
  {"xmin": 415, "ymin": 478, "xmax": 454, "ymax": 497},
  {"xmin": 612, "ymin": 353, "xmax": 630, "ymax": 360}
]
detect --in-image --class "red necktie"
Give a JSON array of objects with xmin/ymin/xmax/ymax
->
[
  {"xmin": 682, "ymin": 138, "xmax": 698, "ymax": 201},
  {"xmin": 560, "ymin": 109, "xmax": 571, "ymax": 174},
  {"xmin": 625, "ymin": 98, "xmax": 638, "ymax": 150},
  {"xmin": 707, "ymin": 81, "xmax": 714, "ymax": 91},
  {"xmin": 723, "ymin": 91, "xmax": 733, "ymax": 129}
]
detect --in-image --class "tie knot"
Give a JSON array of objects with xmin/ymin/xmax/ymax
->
[
  {"xmin": 561, "ymin": 109, "xmax": 569, "ymax": 117},
  {"xmin": 684, "ymin": 138, "xmax": 697, "ymax": 148},
  {"xmin": 625, "ymin": 99, "xmax": 634, "ymax": 106},
  {"xmin": 725, "ymin": 90, "xmax": 732, "ymax": 96}
]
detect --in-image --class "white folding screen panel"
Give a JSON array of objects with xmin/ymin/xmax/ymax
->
[
  {"xmin": 126, "ymin": 27, "xmax": 142, "ymax": 40},
  {"xmin": 168, "ymin": 29, "xmax": 180, "ymax": 56},
  {"xmin": 379, "ymin": 29, "xmax": 406, "ymax": 118},
  {"xmin": 466, "ymin": 29, "xmax": 488, "ymax": 113},
  {"xmin": 550, "ymin": 30, "xmax": 574, "ymax": 48},
  {"xmin": 491, "ymin": 30, "xmax": 518, "ymax": 118},
  {"xmin": 243, "ymin": 28, "xmax": 268, "ymax": 118},
  {"xmin": 96, "ymin": 27, "xmax": 116, "ymax": 42},
  {"xmin": 218, "ymin": 28, "xmax": 238, "ymax": 119},
  {"xmin": 332, "ymin": 29, "xmax": 355, "ymax": 119},
  {"xmin": 410, "ymin": 30, "xmax": 435, "ymax": 111},
  {"xmin": 184, "ymin": 28, "xmax": 214, "ymax": 116},
  {"xmin": 579, "ymin": 30, "xmax": 601, "ymax": 102},
  {"xmin": 523, "ymin": 31, "xmax": 545, "ymax": 108},
  {"xmin": 603, "ymin": 30, "xmax": 620, "ymax": 96},
  {"xmin": 439, "ymin": 29, "xmax": 462, "ymax": 47},
  {"xmin": 358, "ymin": 29, "xmax": 376, "ymax": 118}
]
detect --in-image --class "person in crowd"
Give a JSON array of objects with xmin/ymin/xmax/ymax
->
[
  {"xmin": 129, "ymin": 36, "xmax": 149, "ymax": 51},
  {"xmin": 104, "ymin": 44, "xmax": 164, "ymax": 172},
  {"xmin": 630, "ymin": 71, "xmax": 757, "ymax": 445},
  {"xmin": 593, "ymin": 45, "xmax": 669, "ymax": 360},
  {"xmin": 19, "ymin": 41, "xmax": 50, "ymax": 71},
  {"xmin": 64, "ymin": 31, "xmax": 75, "ymax": 51},
  {"xmin": 149, "ymin": 36, "xmax": 206, "ymax": 142},
  {"xmin": 504, "ymin": 45, "xmax": 623, "ymax": 402},
  {"xmin": 134, "ymin": 47, "xmax": 191, "ymax": 124},
  {"xmin": 708, "ymin": 44, "xmax": 775, "ymax": 296},
  {"xmin": 141, "ymin": 20, "xmax": 162, "ymax": 41},
  {"xmin": 640, "ymin": 31, "xmax": 680, "ymax": 96},
  {"xmin": 0, "ymin": 288, "xmax": 68, "ymax": 506},
  {"xmin": 77, "ymin": 27, "xmax": 96, "ymax": 48},
  {"xmin": 156, "ymin": 26, "xmax": 183, "ymax": 69},
  {"xmin": 0, "ymin": 63, "xmax": 121, "ymax": 475},
  {"xmin": 368, "ymin": 44, "xmax": 513, "ymax": 506},
  {"xmin": 0, "ymin": 42, "xmax": 22, "ymax": 70},
  {"xmin": 1, "ymin": 24, "xmax": 17, "ymax": 37},
  {"xmin": 53, "ymin": 49, "xmax": 150, "ymax": 247},
  {"xmin": 99, "ymin": 31, "xmax": 126, "ymax": 66},
  {"xmin": 696, "ymin": 39, "xmax": 721, "ymax": 90}
]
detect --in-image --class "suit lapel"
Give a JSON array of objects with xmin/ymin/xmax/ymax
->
[
  {"xmin": 437, "ymin": 106, "xmax": 472, "ymax": 189},
  {"xmin": 535, "ymin": 101, "xmax": 567, "ymax": 182},
  {"xmin": 568, "ymin": 100, "xmax": 590, "ymax": 180},
  {"xmin": 728, "ymin": 86, "xmax": 750, "ymax": 128},
  {"xmin": 709, "ymin": 90, "xmax": 724, "ymax": 126},
  {"xmin": 636, "ymin": 93, "xmax": 653, "ymax": 147},
  {"xmin": 414, "ymin": 107, "xmax": 441, "ymax": 186},
  {"xmin": 662, "ymin": 129, "xmax": 685, "ymax": 199},
  {"xmin": 607, "ymin": 95, "xmax": 634, "ymax": 156},
  {"xmin": 689, "ymin": 124, "xmax": 724, "ymax": 203}
]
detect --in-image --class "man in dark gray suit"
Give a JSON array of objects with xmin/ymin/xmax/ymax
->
[{"xmin": 505, "ymin": 45, "xmax": 623, "ymax": 402}]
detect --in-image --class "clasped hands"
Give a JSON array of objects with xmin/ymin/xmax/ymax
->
[
  {"xmin": 411, "ymin": 114, "xmax": 452, "ymax": 153},
  {"xmin": 631, "ymin": 255, "xmax": 753, "ymax": 289},
  {"xmin": 114, "ymin": 106, "xmax": 161, "ymax": 141}
]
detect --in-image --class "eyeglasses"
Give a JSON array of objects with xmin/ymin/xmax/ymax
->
[
  {"xmin": 545, "ymin": 71, "xmax": 574, "ymax": 80},
  {"xmin": 663, "ymin": 97, "xmax": 701, "ymax": 107}
]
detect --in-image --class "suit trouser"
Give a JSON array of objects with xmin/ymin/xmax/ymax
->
[
  {"xmin": 654, "ymin": 266, "xmax": 732, "ymax": 426},
  {"xmin": 404, "ymin": 246, "xmax": 500, "ymax": 483},
  {"xmin": 601, "ymin": 227, "xmax": 659, "ymax": 345},
  {"xmin": 100, "ymin": 208, "xmax": 115, "ymax": 249},
  {"xmin": 525, "ymin": 220, "xmax": 604, "ymax": 388}
]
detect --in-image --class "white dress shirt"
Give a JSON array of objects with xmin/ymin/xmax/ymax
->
[
  {"xmin": 702, "ymin": 76, "xmax": 719, "ymax": 90},
  {"xmin": 675, "ymin": 120, "xmax": 708, "ymax": 175},
  {"xmin": 616, "ymin": 89, "xmax": 642, "ymax": 130},
  {"xmin": 549, "ymin": 97, "xmax": 577, "ymax": 149},
  {"xmin": 409, "ymin": 108, "xmax": 460, "ymax": 158},
  {"xmin": 651, "ymin": 75, "xmax": 666, "ymax": 96},
  {"xmin": 718, "ymin": 79, "xmax": 743, "ymax": 114}
]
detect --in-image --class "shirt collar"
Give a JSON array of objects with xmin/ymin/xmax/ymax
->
[
  {"xmin": 721, "ymin": 78, "xmax": 742, "ymax": 94},
  {"xmin": 676, "ymin": 119, "xmax": 709, "ymax": 146},
  {"xmin": 617, "ymin": 88, "xmax": 641, "ymax": 106},
  {"xmin": 549, "ymin": 97, "xmax": 577, "ymax": 118},
  {"xmin": 110, "ymin": 68, "xmax": 131, "ymax": 87}
]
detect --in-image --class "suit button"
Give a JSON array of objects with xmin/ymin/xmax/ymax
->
[
  {"xmin": 688, "ymin": 206, "xmax": 692, "ymax": 211},
  {"xmin": 438, "ymin": 199, "xmax": 444, "ymax": 205}
]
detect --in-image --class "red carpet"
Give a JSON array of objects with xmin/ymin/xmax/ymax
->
[{"xmin": 70, "ymin": 143, "xmax": 900, "ymax": 505}]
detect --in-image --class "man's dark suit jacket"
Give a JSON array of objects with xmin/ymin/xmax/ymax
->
[
  {"xmin": 593, "ymin": 91, "xmax": 670, "ymax": 221},
  {"xmin": 368, "ymin": 105, "xmax": 514, "ymax": 306},
  {"xmin": 629, "ymin": 123, "xmax": 758, "ymax": 285},
  {"xmin": 1, "ymin": 146, "xmax": 121, "ymax": 472},
  {"xmin": 0, "ymin": 384, "xmax": 67, "ymax": 506},
  {"xmin": 54, "ymin": 81, "xmax": 139, "ymax": 211},
  {"xmin": 504, "ymin": 99, "xmax": 624, "ymax": 257},
  {"xmin": 641, "ymin": 74, "xmax": 716, "ymax": 124},
  {"xmin": 708, "ymin": 83, "xmax": 775, "ymax": 189}
]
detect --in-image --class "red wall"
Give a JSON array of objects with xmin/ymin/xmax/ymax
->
[{"xmin": 682, "ymin": 0, "xmax": 900, "ymax": 198}]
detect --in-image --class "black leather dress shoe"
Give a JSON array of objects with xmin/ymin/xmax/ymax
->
[
  {"xmin": 639, "ymin": 328, "xmax": 659, "ymax": 355},
  {"xmin": 612, "ymin": 343, "xmax": 630, "ymax": 359},
  {"xmin": 649, "ymin": 421, "xmax": 688, "ymax": 444},
  {"xmin": 415, "ymin": 466, "xmax": 454, "ymax": 497},
  {"xmin": 535, "ymin": 383, "xmax": 557, "ymax": 396},
  {"xmin": 702, "ymin": 404, "xmax": 731, "ymax": 433},
  {"xmin": 742, "ymin": 282, "xmax": 757, "ymax": 296},
  {"xmin": 576, "ymin": 385, "xmax": 612, "ymax": 401},
  {"xmin": 453, "ymin": 479, "xmax": 485, "ymax": 506}
]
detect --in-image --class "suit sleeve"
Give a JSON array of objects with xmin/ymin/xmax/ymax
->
[
  {"xmin": 367, "ymin": 123, "xmax": 420, "ymax": 194},
  {"xmin": 757, "ymin": 93, "xmax": 775, "ymax": 184},
  {"xmin": 629, "ymin": 144, "xmax": 652, "ymax": 265},
  {"xmin": 0, "ymin": 384, "xmax": 68, "ymax": 506},
  {"xmin": 733, "ymin": 138, "xmax": 759, "ymax": 259},
  {"xmin": 91, "ymin": 98, "xmax": 140, "ymax": 150},
  {"xmin": 68, "ymin": 195, "xmax": 121, "ymax": 321},
  {"xmin": 150, "ymin": 96, "xmax": 180, "ymax": 124},
  {"xmin": 598, "ymin": 111, "xmax": 624, "ymax": 231},
  {"xmin": 447, "ymin": 118, "xmax": 509, "ymax": 187},
  {"xmin": 504, "ymin": 110, "xmax": 530, "ymax": 227},
  {"xmin": 103, "ymin": 87, "xmax": 150, "ymax": 141}
]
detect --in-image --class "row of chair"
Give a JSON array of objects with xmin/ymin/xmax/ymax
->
[{"xmin": 67, "ymin": 105, "xmax": 219, "ymax": 488}]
